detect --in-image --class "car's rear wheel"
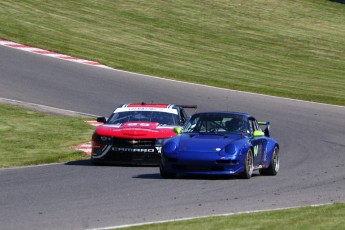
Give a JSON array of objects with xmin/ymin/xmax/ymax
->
[
  {"xmin": 160, "ymin": 166, "xmax": 176, "ymax": 179},
  {"xmin": 239, "ymin": 149, "xmax": 253, "ymax": 179},
  {"xmin": 260, "ymin": 146, "xmax": 279, "ymax": 176}
]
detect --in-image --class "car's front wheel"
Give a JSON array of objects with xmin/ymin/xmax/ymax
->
[
  {"xmin": 239, "ymin": 149, "xmax": 254, "ymax": 179},
  {"xmin": 160, "ymin": 166, "xmax": 176, "ymax": 179},
  {"xmin": 260, "ymin": 146, "xmax": 279, "ymax": 176},
  {"xmin": 90, "ymin": 159, "xmax": 100, "ymax": 166}
]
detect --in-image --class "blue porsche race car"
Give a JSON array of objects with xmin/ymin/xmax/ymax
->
[{"xmin": 160, "ymin": 112, "xmax": 280, "ymax": 179}]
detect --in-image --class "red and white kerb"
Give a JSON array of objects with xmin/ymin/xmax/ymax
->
[
  {"xmin": 0, "ymin": 38, "xmax": 111, "ymax": 69},
  {"xmin": 72, "ymin": 121, "xmax": 102, "ymax": 155}
]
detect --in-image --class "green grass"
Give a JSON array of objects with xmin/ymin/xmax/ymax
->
[
  {"xmin": 0, "ymin": 103, "xmax": 95, "ymax": 168},
  {"xmin": 1, "ymin": 0, "xmax": 345, "ymax": 105},
  {"xmin": 118, "ymin": 203, "xmax": 345, "ymax": 230}
]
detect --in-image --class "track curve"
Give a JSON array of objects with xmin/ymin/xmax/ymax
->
[{"xmin": 0, "ymin": 45, "xmax": 345, "ymax": 230}]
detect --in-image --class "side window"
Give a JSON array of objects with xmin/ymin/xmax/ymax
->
[
  {"xmin": 254, "ymin": 120, "xmax": 261, "ymax": 131},
  {"xmin": 250, "ymin": 118, "xmax": 262, "ymax": 132},
  {"xmin": 184, "ymin": 116, "xmax": 200, "ymax": 132},
  {"xmin": 249, "ymin": 120, "xmax": 255, "ymax": 133},
  {"xmin": 249, "ymin": 118, "xmax": 260, "ymax": 134}
]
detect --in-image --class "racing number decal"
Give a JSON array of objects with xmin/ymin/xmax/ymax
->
[{"xmin": 253, "ymin": 143, "xmax": 263, "ymax": 166}]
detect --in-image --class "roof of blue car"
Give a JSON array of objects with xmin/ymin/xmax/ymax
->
[{"xmin": 193, "ymin": 111, "xmax": 252, "ymax": 118}]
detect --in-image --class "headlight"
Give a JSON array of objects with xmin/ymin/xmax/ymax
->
[
  {"xmin": 224, "ymin": 145, "xmax": 237, "ymax": 155},
  {"xmin": 93, "ymin": 133, "xmax": 112, "ymax": 144},
  {"xmin": 163, "ymin": 141, "xmax": 177, "ymax": 154},
  {"xmin": 100, "ymin": 136, "xmax": 111, "ymax": 142}
]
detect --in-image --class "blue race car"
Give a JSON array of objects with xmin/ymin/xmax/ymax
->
[{"xmin": 160, "ymin": 112, "xmax": 279, "ymax": 179}]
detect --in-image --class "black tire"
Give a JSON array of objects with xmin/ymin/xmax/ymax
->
[
  {"xmin": 260, "ymin": 146, "xmax": 279, "ymax": 176},
  {"xmin": 90, "ymin": 160, "xmax": 101, "ymax": 166},
  {"xmin": 160, "ymin": 166, "xmax": 176, "ymax": 179},
  {"xmin": 239, "ymin": 149, "xmax": 254, "ymax": 179},
  {"xmin": 91, "ymin": 158, "xmax": 106, "ymax": 166},
  {"xmin": 90, "ymin": 158, "xmax": 97, "ymax": 165}
]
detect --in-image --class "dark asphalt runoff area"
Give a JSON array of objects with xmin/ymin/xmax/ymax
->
[{"xmin": 1, "ymin": 45, "xmax": 345, "ymax": 230}]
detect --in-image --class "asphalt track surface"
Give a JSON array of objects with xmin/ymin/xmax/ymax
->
[{"xmin": 1, "ymin": 45, "xmax": 345, "ymax": 230}]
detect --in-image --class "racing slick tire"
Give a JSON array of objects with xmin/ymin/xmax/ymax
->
[
  {"xmin": 259, "ymin": 146, "xmax": 279, "ymax": 176},
  {"xmin": 90, "ymin": 159, "xmax": 101, "ymax": 166},
  {"xmin": 160, "ymin": 166, "xmax": 176, "ymax": 179},
  {"xmin": 239, "ymin": 149, "xmax": 254, "ymax": 179}
]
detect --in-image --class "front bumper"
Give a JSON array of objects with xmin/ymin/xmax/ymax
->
[
  {"xmin": 91, "ymin": 145, "xmax": 161, "ymax": 165},
  {"xmin": 160, "ymin": 156, "xmax": 244, "ymax": 175}
]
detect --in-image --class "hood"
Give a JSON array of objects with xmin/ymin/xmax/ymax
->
[
  {"xmin": 95, "ymin": 122, "xmax": 177, "ymax": 138},
  {"xmin": 178, "ymin": 133, "xmax": 244, "ymax": 153}
]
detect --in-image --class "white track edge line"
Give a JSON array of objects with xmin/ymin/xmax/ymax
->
[
  {"xmin": 106, "ymin": 67, "xmax": 345, "ymax": 109},
  {"xmin": 0, "ymin": 97, "xmax": 99, "ymax": 117},
  {"xmin": 1, "ymin": 39, "xmax": 344, "ymax": 109},
  {"xmin": 87, "ymin": 202, "xmax": 334, "ymax": 230},
  {"xmin": 0, "ymin": 162, "xmax": 65, "ymax": 171}
]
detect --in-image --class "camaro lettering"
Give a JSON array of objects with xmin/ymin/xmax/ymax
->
[{"xmin": 114, "ymin": 148, "xmax": 155, "ymax": 153}]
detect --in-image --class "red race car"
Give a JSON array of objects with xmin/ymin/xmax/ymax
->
[{"xmin": 91, "ymin": 103, "xmax": 197, "ymax": 165}]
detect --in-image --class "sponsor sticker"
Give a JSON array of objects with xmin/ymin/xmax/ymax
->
[{"xmin": 114, "ymin": 107, "xmax": 178, "ymax": 115}]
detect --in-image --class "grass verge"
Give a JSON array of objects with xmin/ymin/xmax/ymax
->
[
  {"xmin": 118, "ymin": 203, "xmax": 345, "ymax": 230},
  {"xmin": 0, "ymin": 103, "xmax": 95, "ymax": 168},
  {"xmin": 0, "ymin": 0, "xmax": 345, "ymax": 105}
]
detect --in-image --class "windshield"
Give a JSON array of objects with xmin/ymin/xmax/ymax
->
[
  {"xmin": 107, "ymin": 111, "xmax": 180, "ymax": 126},
  {"xmin": 183, "ymin": 113, "xmax": 248, "ymax": 134}
]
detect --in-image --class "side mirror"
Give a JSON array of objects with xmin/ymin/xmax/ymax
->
[
  {"xmin": 253, "ymin": 130, "xmax": 265, "ymax": 137},
  {"xmin": 96, "ymin": 117, "xmax": 107, "ymax": 123},
  {"xmin": 173, "ymin": 126, "xmax": 182, "ymax": 135}
]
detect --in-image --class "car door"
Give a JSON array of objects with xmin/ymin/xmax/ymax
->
[{"xmin": 249, "ymin": 118, "xmax": 266, "ymax": 166}]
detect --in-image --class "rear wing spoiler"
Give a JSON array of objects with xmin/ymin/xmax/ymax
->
[
  {"xmin": 258, "ymin": 121, "xmax": 271, "ymax": 137},
  {"xmin": 178, "ymin": 105, "xmax": 198, "ymax": 112},
  {"xmin": 258, "ymin": 121, "xmax": 270, "ymax": 126}
]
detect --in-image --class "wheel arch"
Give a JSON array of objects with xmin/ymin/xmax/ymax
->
[{"xmin": 260, "ymin": 139, "xmax": 278, "ymax": 165}]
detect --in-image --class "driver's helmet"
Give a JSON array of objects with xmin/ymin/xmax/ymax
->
[{"xmin": 225, "ymin": 118, "xmax": 244, "ymax": 132}]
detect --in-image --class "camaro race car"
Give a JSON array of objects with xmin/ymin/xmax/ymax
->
[
  {"xmin": 91, "ymin": 103, "xmax": 197, "ymax": 165},
  {"xmin": 160, "ymin": 112, "xmax": 280, "ymax": 179}
]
